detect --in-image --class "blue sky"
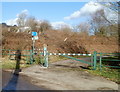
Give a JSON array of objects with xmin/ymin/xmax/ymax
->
[
  {"xmin": 2, "ymin": 1, "xmax": 117, "ymax": 29},
  {"xmin": 2, "ymin": 2, "xmax": 91, "ymax": 27},
  {"xmin": 2, "ymin": 2, "xmax": 85, "ymax": 21}
]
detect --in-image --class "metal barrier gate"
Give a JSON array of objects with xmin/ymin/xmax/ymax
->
[
  {"xmin": 41, "ymin": 45, "xmax": 97, "ymax": 70},
  {"xmin": 3, "ymin": 46, "xmax": 119, "ymax": 71}
]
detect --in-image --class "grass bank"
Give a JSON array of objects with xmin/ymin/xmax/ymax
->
[
  {"xmin": 87, "ymin": 65, "xmax": 119, "ymax": 84},
  {"xmin": 1, "ymin": 57, "xmax": 31, "ymax": 69}
]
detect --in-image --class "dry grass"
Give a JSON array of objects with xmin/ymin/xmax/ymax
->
[
  {"xmin": 2, "ymin": 29, "xmax": 119, "ymax": 54},
  {"xmin": 1, "ymin": 57, "xmax": 31, "ymax": 69}
]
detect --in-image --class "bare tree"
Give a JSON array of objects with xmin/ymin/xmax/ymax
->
[
  {"xmin": 99, "ymin": 1, "xmax": 120, "ymax": 13},
  {"xmin": 98, "ymin": 1, "xmax": 120, "ymax": 24},
  {"xmin": 25, "ymin": 16, "xmax": 38, "ymax": 32},
  {"xmin": 17, "ymin": 12, "xmax": 27, "ymax": 28},
  {"xmin": 90, "ymin": 9, "xmax": 108, "ymax": 36},
  {"xmin": 60, "ymin": 25, "xmax": 72, "ymax": 32},
  {"xmin": 90, "ymin": 9, "xmax": 118, "ymax": 36},
  {"xmin": 98, "ymin": 1, "xmax": 119, "ymax": 37},
  {"xmin": 76, "ymin": 22, "xmax": 90, "ymax": 35},
  {"xmin": 39, "ymin": 20, "xmax": 52, "ymax": 33}
]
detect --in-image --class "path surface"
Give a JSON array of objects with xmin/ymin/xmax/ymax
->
[
  {"xmin": 20, "ymin": 59, "xmax": 118, "ymax": 90},
  {"xmin": 2, "ymin": 70, "xmax": 45, "ymax": 91}
]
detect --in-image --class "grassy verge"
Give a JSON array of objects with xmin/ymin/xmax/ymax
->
[
  {"xmin": 2, "ymin": 61, "xmax": 31, "ymax": 69},
  {"xmin": 87, "ymin": 65, "xmax": 119, "ymax": 84},
  {"xmin": 1, "ymin": 55, "xmax": 68, "ymax": 68},
  {"xmin": 1, "ymin": 58, "xmax": 31, "ymax": 69},
  {"xmin": 89, "ymin": 56, "xmax": 120, "ymax": 83}
]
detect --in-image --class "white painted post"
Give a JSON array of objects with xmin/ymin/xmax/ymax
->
[{"xmin": 43, "ymin": 44, "xmax": 48, "ymax": 67}]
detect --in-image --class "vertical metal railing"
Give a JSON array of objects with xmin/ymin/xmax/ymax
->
[
  {"xmin": 99, "ymin": 53, "xmax": 102, "ymax": 71},
  {"xmin": 93, "ymin": 51, "xmax": 97, "ymax": 70},
  {"xmin": 43, "ymin": 44, "xmax": 48, "ymax": 67},
  {"xmin": 96, "ymin": 52, "xmax": 120, "ymax": 70}
]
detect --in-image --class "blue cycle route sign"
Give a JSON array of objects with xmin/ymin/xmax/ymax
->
[{"xmin": 32, "ymin": 32, "xmax": 37, "ymax": 36}]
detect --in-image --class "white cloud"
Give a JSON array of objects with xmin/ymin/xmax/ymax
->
[
  {"xmin": 5, "ymin": 18, "xmax": 18, "ymax": 26},
  {"xmin": 64, "ymin": 1, "xmax": 103, "ymax": 20},
  {"xmin": 16, "ymin": 9, "xmax": 29, "ymax": 17},
  {"xmin": 51, "ymin": 21, "xmax": 72, "ymax": 29},
  {"xmin": 5, "ymin": 9, "xmax": 29, "ymax": 26},
  {"xmin": 64, "ymin": 1, "xmax": 118, "ymax": 24}
]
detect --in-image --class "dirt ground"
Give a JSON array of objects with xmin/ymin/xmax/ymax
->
[{"xmin": 20, "ymin": 59, "xmax": 119, "ymax": 90}]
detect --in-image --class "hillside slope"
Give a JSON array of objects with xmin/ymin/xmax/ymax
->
[{"xmin": 2, "ymin": 30, "xmax": 119, "ymax": 53}]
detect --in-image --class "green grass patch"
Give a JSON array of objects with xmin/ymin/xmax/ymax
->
[
  {"xmin": 1, "ymin": 57, "xmax": 32, "ymax": 69},
  {"xmin": 87, "ymin": 65, "xmax": 119, "ymax": 84},
  {"xmin": 2, "ymin": 61, "xmax": 31, "ymax": 69},
  {"xmin": 33, "ymin": 55, "xmax": 44, "ymax": 65}
]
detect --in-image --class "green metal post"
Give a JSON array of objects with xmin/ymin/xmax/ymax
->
[
  {"xmin": 91, "ymin": 54, "xmax": 94, "ymax": 66},
  {"xmin": 30, "ymin": 50, "xmax": 33, "ymax": 64},
  {"xmin": 93, "ymin": 51, "xmax": 97, "ymax": 70},
  {"xmin": 43, "ymin": 44, "xmax": 48, "ymax": 67},
  {"xmin": 100, "ymin": 53, "xmax": 102, "ymax": 71}
]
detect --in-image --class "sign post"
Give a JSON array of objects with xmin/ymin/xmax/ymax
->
[
  {"xmin": 32, "ymin": 32, "xmax": 38, "ymax": 54},
  {"xmin": 31, "ymin": 32, "xmax": 38, "ymax": 63}
]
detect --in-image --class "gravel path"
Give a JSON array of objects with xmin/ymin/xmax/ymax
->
[
  {"xmin": 2, "ymin": 70, "xmax": 45, "ymax": 90},
  {"xmin": 20, "ymin": 59, "xmax": 119, "ymax": 90}
]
